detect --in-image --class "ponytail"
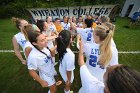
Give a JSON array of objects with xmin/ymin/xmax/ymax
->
[
  {"xmin": 94, "ymin": 25, "xmax": 113, "ymax": 67},
  {"xmin": 56, "ymin": 30, "xmax": 71, "ymax": 62},
  {"xmin": 56, "ymin": 36, "xmax": 67, "ymax": 62},
  {"xmin": 11, "ymin": 17, "xmax": 19, "ymax": 23},
  {"xmin": 100, "ymin": 30, "xmax": 113, "ymax": 66},
  {"xmin": 11, "ymin": 17, "xmax": 23, "ymax": 30},
  {"xmin": 23, "ymin": 24, "xmax": 33, "ymax": 40}
]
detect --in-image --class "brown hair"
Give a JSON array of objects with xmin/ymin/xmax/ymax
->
[
  {"xmin": 23, "ymin": 24, "xmax": 35, "ymax": 40},
  {"xmin": 11, "ymin": 17, "xmax": 24, "ymax": 30},
  {"xmin": 107, "ymin": 65, "xmax": 140, "ymax": 93}
]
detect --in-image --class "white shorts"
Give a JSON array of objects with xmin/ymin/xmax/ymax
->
[{"xmin": 40, "ymin": 73, "xmax": 56, "ymax": 86}]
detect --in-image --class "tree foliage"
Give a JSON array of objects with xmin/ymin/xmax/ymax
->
[{"xmin": 0, "ymin": 0, "xmax": 125, "ymax": 18}]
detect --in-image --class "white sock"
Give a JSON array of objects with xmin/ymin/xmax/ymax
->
[{"xmin": 64, "ymin": 89, "xmax": 70, "ymax": 93}]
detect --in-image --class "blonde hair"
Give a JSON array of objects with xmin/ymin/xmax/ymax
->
[
  {"xmin": 100, "ymin": 16, "xmax": 110, "ymax": 23},
  {"xmin": 11, "ymin": 17, "xmax": 24, "ymax": 29},
  {"xmin": 105, "ymin": 22, "xmax": 115, "ymax": 36},
  {"xmin": 94, "ymin": 25, "xmax": 113, "ymax": 67}
]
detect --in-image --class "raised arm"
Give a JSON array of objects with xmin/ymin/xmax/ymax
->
[
  {"xmin": 65, "ymin": 71, "xmax": 72, "ymax": 91},
  {"xmin": 78, "ymin": 41, "xmax": 101, "ymax": 87},
  {"xmin": 78, "ymin": 41, "xmax": 85, "ymax": 66},
  {"xmin": 69, "ymin": 18, "xmax": 77, "ymax": 31},
  {"xmin": 49, "ymin": 45, "xmax": 57, "ymax": 57}
]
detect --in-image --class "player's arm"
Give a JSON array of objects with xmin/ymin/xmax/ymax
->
[
  {"xmin": 25, "ymin": 47, "xmax": 32, "ymax": 58},
  {"xmin": 12, "ymin": 36, "xmax": 26, "ymax": 65},
  {"xmin": 78, "ymin": 41, "xmax": 85, "ymax": 66},
  {"xmin": 29, "ymin": 70, "xmax": 48, "ymax": 87},
  {"xmin": 53, "ymin": 25, "xmax": 59, "ymax": 35},
  {"xmin": 49, "ymin": 45, "xmax": 57, "ymax": 57},
  {"xmin": 45, "ymin": 34, "xmax": 58, "ymax": 40},
  {"xmin": 65, "ymin": 71, "xmax": 72, "ymax": 91},
  {"xmin": 80, "ymin": 65, "xmax": 101, "ymax": 87},
  {"xmin": 69, "ymin": 18, "xmax": 77, "ymax": 30},
  {"xmin": 76, "ymin": 34, "xmax": 81, "ymax": 50},
  {"xmin": 66, "ymin": 71, "xmax": 72, "ymax": 83}
]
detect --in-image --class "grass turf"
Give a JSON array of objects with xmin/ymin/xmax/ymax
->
[{"xmin": 0, "ymin": 17, "xmax": 140, "ymax": 93}]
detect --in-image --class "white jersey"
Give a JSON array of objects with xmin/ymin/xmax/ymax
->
[
  {"xmin": 48, "ymin": 23, "xmax": 56, "ymax": 32},
  {"xmin": 23, "ymin": 41, "xmax": 34, "ymax": 58},
  {"xmin": 61, "ymin": 22, "xmax": 70, "ymax": 30},
  {"xmin": 79, "ymin": 65, "xmax": 104, "ymax": 93},
  {"xmin": 77, "ymin": 28, "xmax": 94, "ymax": 43},
  {"xmin": 14, "ymin": 32, "xmax": 27, "ymax": 49},
  {"xmin": 83, "ymin": 43, "xmax": 118, "ymax": 81},
  {"xmin": 59, "ymin": 48, "xmax": 75, "ymax": 83},
  {"xmin": 27, "ymin": 47, "xmax": 56, "ymax": 86}
]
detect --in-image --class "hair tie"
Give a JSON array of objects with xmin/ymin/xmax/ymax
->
[
  {"xmin": 106, "ymin": 30, "xmax": 110, "ymax": 33},
  {"xmin": 59, "ymin": 35, "xmax": 63, "ymax": 39}
]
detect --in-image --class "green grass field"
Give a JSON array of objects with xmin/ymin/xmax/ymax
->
[{"xmin": 0, "ymin": 17, "xmax": 140, "ymax": 93}]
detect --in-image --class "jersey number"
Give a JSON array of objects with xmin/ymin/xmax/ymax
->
[
  {"xmin": 87, "ymin": 33, "xmax": 92, "ymax": 41},
  {"xmin": 89, "ymin": 55, "xmax": 97, "ymax": 67}
]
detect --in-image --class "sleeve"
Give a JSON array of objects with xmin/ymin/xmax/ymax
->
[
  {"xmin": 109, "ymin": 47, "xmax": 118, "ymax": 66},
  {"xmin": 80, "ymin": 65, "xmax": 101, "ymax": 87},
  {"xmin": 23, "ymin": 42, "xmax": 33, "ymax": 52},
  {"xmin": 27, "ymin": 56, "xmax": 38, "ymax": 70},
  {"xmin": 66, "ymin": 54, "xmax": 75, "ymax": 71}
]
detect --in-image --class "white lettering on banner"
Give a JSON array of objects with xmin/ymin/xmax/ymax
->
[{"xmin": 27, "ymin": 5, "xmax": 116, "ymax": 20}]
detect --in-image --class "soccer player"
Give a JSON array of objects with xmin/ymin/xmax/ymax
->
[{"xmin": 56, "ymin": 30, "xmax": 75, "ymax": 93}]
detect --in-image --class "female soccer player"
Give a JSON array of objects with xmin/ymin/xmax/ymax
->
[
  {"xmin": 78, "ymin": 42, "xmax": 140, "ymax": 93},
  {"xmin": 56, "ymin": 30, "xmax": 75, "ymax": 93},
  {"xmin": 82, "ymin": 25, "xmax": 118, "ymax": 81},
  {"xmin": 12, "ymin": 17, "xmax": 28, "ymax": 64},
  {"xmin": 27, "ymin": 31, "xmax": 58, "ymax": 93}
]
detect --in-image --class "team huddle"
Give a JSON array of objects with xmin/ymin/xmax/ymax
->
[{"xmin": 12, "ymin": 14, "xmax": 140, "ymax": 93}]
